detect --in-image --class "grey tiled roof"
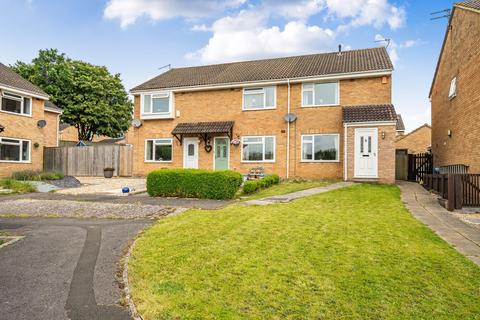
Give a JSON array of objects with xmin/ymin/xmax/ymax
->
[
  {"xmin": 172, "ymin": 121, "xmax": 234, "ymax": 135},
  {"xmin": 343, "ymin": 104, "xmax": 397, "ymax": 123},
  {"xmin": 44, "ymin": 101, "xmax": 62, "ymax": 113},
  {"xmin": 132, "ymin": 47, "xmax": 393, "ymax": 91},
  {"xmin": 455, "ymin": 0, "xmax": 480, "ymax": 10},
  {"xmin": 396, "ymin": 114, "xmax": 405, "ymax": 131},
  {"xmin": 0, "ymin": 63, "xmax": 48, "ymax": 98}
]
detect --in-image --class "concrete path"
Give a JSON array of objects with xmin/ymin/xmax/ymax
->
[
  {"xmin": 242, "ymin": 181, "xmax": 355, "ymax": 206},
  {"xmin": 0, "ymin": 217, "xmax": 150, "ymax": 320},
  {"xmin": 398, "ymin": 181, "xmax": 480, "ymax": 265}
]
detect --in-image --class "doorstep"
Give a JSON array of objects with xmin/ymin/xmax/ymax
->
[{"xmin": 352, "ymin": 177, "xmax": 379, "ymax": 183}]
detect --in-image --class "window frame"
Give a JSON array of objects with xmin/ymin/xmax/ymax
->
[
  {"xmin": 140, "ymin": 91, "xmax": 174, "ymax": 119},
  {"xmin": 301, "ymin": 133, "xmax": 340, "ymax": 163},
  {"xmin": 242, "ymin": 86, "xmax": 276, "ymax": 111},
  {"xmin": 0, "ymin": 137, "xmax": 31, "ymax": 163},
  {"xmin": 448, "ymin": 77, "xmax": 457, "ymax": 100},
  {"xmin": 144, "ymin": 138, "xmax": 174, "ymax": 163},
  {"xmin": 241, "ymin": 135, "xmax": 276, "ymax": 163},
  {"xmin": 0, "ymin": 91, "xmax": 33, "ymax": 117},
  {"xmin": 301, "ymin": 82, "xmax": 340, "ymax": 107}
]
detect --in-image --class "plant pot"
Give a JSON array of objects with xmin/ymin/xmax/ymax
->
[{"xmin": 103, "ymin": 168, "xmax": 114, "ymax": 178}]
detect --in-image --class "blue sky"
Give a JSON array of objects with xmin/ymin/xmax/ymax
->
[{"xmin": 0, "ymin": 0, "xmax": 454, "ymax": 131}]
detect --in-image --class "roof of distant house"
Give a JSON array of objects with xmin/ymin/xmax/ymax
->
[
  {"xmin": 396, "ymin": 123, "xmax": 431, "ymax": 142},
  {"xmin": 0, "ymin": 63, "xmax": 48, "ymax": 98},
  {"xmin": 455, "ymin": 0, "xmax": 480, "ymax": 11},
  {"xmin": 44, "ymin": 101, "xmax": 62, "ymax": 113},
  {"xmin": 396, "ymin": 114, "xmax": 405, "ymax": 131},
  {"xmin": 132, "ymin": 47, "xmax": 393, "ymax": 92},
  {"xmin": 342, "ymin": 104, "xmax": 397, "ymax": 123}
]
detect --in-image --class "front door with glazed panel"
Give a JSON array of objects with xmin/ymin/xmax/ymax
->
[{"xmin": 354, "ymin": 128, "xmax": 378, "ymax": 178}]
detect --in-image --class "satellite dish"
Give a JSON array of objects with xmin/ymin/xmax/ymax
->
[
  {"xmin": 284, "ymin": 113, "xmax": 297, "ymax": 123},
  {"xmin": 132, "ymin": 119, "xmax": 142, "ymax": 128},
  {"xmin": 37, "ymin": 120, "xmax": 47, "ymax": 128}
]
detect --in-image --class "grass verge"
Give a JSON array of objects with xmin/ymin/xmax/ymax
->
[{"xmin": 128, "ymin": 184, "xmax": 480, "ymax": 319}]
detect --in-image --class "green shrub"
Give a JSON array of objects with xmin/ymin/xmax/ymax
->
[
  {"xmin": 11, "ymin": 170, "xmax": 64, "ymax": 181},
  {"xmin": 0, "ymin": 179, "xmax": 36, "ymax": 194},
  {"xmin": 147, "ymin": 169, "xmax": 243, "ymax": 200},
  {"xmin": 242, "ymin": 174, "xmax": 280, "ymax": 195}
]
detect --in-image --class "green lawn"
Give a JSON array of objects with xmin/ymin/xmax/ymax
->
[
  {"xmin": 0, "ymin": 179, "xmax": 36, "ymax": 195},
  {"xmin": 129, "ymin": 184, "xmax": 480, "ymax": 319},
  {"xmin": 240, "ymin": 179, "xmax": 334, "ymax": 200}
]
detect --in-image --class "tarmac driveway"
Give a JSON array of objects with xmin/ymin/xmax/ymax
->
[{"xmin": 0, "ymin": 217, "xmax": 150, "ymax": 320}]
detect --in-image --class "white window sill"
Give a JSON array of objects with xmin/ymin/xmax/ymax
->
[
  {"xmin": 301, "ymin": 160, "xmax": 340, "ymax": 163},
  {"xmin": 0, "ymin": 160, "xmax": 32, "ymax": 164},
  {"xmin": 301, "ymin": 104, "xmax": 340, "ymax": 108},
  {"xmin": 0, "ymin": 110, "xmax": 32, "ymax": 117},
  {"xmin": 140, "ymin": 113, "xmax": 174, "ymax": 120},
  {"xmin": 144, "ymin": 160, "xmax": 173, "ymax": 163},
  {"xmin": 241, "ymin": 160, "xmax": 275, "ymax": 163},
  {"xmin": 242, "ymin": 107, "xmax": 276, "ymax": 112}
]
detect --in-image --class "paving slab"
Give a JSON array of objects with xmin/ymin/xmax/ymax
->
[
  {"xmin": 242, "ymin": 181, "xmax": 355, "ymax": 206},
  {"xmin": 398, "ymin": 181, "xmax": 480, "ymax": 265}
]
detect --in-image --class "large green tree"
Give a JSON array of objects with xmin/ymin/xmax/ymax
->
[{"xmin": 12, "ymin": 49, "xmax": 132, "ymax": 141}]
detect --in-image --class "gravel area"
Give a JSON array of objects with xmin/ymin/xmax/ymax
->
[
  {"xmin": 0, "ymin": 199, "xmax": 183, "ymax": 219},
  {"xmin": 56, "ymin": 177, "xmax": 146, "ymax": 196},
  {"xmin": 47, "ymin": 176, "xmax": 82, "ymax": 188}
]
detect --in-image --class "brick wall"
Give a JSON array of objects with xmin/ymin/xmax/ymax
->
[
  {"xmin": 0, "ymin": 98, "xmax": 53, "ymax": 177},
  {"xmin": 395, "ymin": 125, "xmax": 431, "ymax": 154},
  {"xmin": 431, "ymin": 7, "xmax": 480, "ymax": 172},
  {"xmin": 128, "ymin": 76, "xmax": 393, "ymax": 179}
]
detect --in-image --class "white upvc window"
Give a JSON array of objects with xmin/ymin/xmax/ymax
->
[
  {"xmin": 302, "ymin": 82, "xmax": 339, "ymax": 107},
  {"xmin": 1, "ymin": 91, "xmax": 32, "ymax": 116},
  {"xmin": 301, "ymin": 134, "xmax": 339, "ymax": 162},
  {"xmin": 145, "ymin": 138, "xmax": 173, "ymax": 162},
  {"xmin": 140, "ymin": 92, "xmax": 174, "ymax": 119},
  {"xmin": 448, "ymin": 77, "xmax": 457, "ymax": 99},
  {"xmin": 0, "ymin": 137, "xmax": 31, "ymax": 163},
  {"xmin": 243, "ymin": 86, "xmax": 276, "ymax": 110},
  {"xmin": 241, "ymin": 136, "xmax": 275, "ymax": 162}
]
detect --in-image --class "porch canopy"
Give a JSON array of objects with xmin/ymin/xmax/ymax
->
[
  {"xmin": 171, "ymin": 121, "xmax": 234, "ymax": 144},
  {"xmin": 342, "ymin": 104, "xmax": 397, "ymax": 123}
]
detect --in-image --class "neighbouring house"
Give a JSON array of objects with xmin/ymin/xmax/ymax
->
[
  {"xmin": 0, "ymin": 63, "xmax": 61, "ymax": 177},
  {"xmin": 127, "ymin": 47, "xmax": 398, "ymax": 183},
  {"xmin": 396, "ymin": 114, "xmax": 405, "ymax": 136},
  {"xmin": 430, "ymin": 0, "xmax": 480, "ymax": 173},
  {"xmin": 395, "ymin": 124, "xmax": 432, "ymax": 154},
  {"xmin": 59, "ymin": 124, "xmax": 126, "ymax": 146}
]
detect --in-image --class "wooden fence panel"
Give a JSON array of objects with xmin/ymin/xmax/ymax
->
[
  {"xmin": 395, "ymin": 149, "xmax": 408, "ymax": 180},
  {"xmin": 43, "ymin": 145, "xmax": 133, "ymax": 177}
]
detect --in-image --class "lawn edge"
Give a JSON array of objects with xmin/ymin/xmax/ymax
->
[{"xmin": 122, "ymin": 231, "xmax": 145, "ymax": 320}]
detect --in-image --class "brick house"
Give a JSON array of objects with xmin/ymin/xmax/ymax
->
[
  {"xmin": 395, "ymin": 124, "xmax": 431, "ymax": 154},
  {"xmin": 128, "ymin": 47, "xmax": 398, "ymax": 183},
  {"xmin": 0, "ymin": 63, "xmax": 61, "ymax": 177},
  {"xmin": 430, "ymin": 0, "xmax": 480, "ymax": 173}
]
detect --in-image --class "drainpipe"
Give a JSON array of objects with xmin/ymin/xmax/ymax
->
[
  {"xmin": 344, "ymin": 123, "xmax": 348, "ymax": 181},
  {"xmin": 286, "ymin": 79, "xmax": 291, "ymax": 179}
]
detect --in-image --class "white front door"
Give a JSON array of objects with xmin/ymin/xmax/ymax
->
[
  {"xmin": 183, "ymin": 138, "xmax": 199, "ymax": 169},
  {"xmin": 354, "ymin": 128, "xmax": 378, "ymax": 178}
]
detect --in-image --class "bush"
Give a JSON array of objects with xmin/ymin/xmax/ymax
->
[
  {"xmin": 11, "ymin": 170, "xmax": 64, "ymax": 181},
  {"xmin": 242, "ymin": 174, "xmax": 280, "ymax": 195},
  {"xmin": 0, "ymin": 179, "xmax": 36, "ymax": 194},
  {"xmin": 147, "ymin": 169, "xmax": 243, "ymax": 200}
]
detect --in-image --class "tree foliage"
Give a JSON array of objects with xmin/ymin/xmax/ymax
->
[{"xmin": 12, "ymin": 49, "xmax": 132, "ymax": 141}]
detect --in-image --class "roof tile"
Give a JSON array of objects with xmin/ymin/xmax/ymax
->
[
  {"xmin": 0, "ymin": 63, "xmax": 48, "ymax": 98},
  {"xmin": 343, "ymin": 104, "xmax": 397, "ymax": 123},
  {"xmin": 172, "ymin": 121, "xmax": 235, "ymax": 135}
]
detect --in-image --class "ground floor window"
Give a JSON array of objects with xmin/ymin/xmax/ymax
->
[
  {"xmin": 0, "ymin": 137, "xmax": 30, "ymax": 162},
  {"xmin": 301, "ymin": 134, "xmax": 339, "ymax": 162},
  {"xmin": 241, "ymin": 136, "xmax": 275, "ymax": 162},
  {"xmin": 145, "ymin": 138, "xmax": 173, "ymax": 162}
]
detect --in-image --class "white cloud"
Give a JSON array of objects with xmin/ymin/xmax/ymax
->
[
  {"xmin": 104, "ymin": 0, "xmax": 246, "ymax": 28},
  {"xmin": 400, "ymin": 39, "xmax": 420, "ymax": 48},
  {"xmin": 261, "ymin": 0, "xmax": 324, "ymax": 19},
  {"xmin": 327, "ymin": 0, "xmax": 406, "ymax": 31},
  {"xmin": 186, "ymin": 10, "xmax": 335, "ymax": 63}
]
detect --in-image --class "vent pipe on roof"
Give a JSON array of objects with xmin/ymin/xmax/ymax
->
[{"xmin": 338, "ymin": 44, "xmax": 342, "ymax": 56}]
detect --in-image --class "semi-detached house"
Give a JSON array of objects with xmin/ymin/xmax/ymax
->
[{"xmin": 128, "ymin": 47, "xmax": 398, "ymax": 183}]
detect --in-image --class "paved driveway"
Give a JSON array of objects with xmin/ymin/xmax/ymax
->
[{"xmin": 0, "ymin": 217, "xmax": 150, "ymax": 320}]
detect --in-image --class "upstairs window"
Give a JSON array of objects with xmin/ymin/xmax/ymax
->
[
  {"xmin": 0, "ymin": 138, "xmax": 30, "ymax": 162},
  {"xmin": 448, "ymin": 77, "xmax": 457, "ymax": 99},
  {"xmin": 302, "ymin": 82, "xmax": 339, "ymax": 107},
  {"xmin": 145, "ymin": 138, "xmax": 173, "ymax": 162},
  {"xmin": 1, "ymin": 92, "xmax": 32, "ymax": 116},
  {"xmin": 141, "ymin": 92, "xmax": 172, "ymax": 115},
  {"xmin": 243, "ymin": 87, "xmax": 276, "ymax": 110}
]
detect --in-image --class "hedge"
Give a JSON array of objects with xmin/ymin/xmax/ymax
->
[
  {"xmin": 147, "ymin": 169, "xmax": 243, "ymax": 200},
  {"xmin": 242, "ymin": 174, "xmax": 280, "ymax": 195},
  {"xmin": 11, "ymin": 170, "xmax": 64, "ymax": 181}
]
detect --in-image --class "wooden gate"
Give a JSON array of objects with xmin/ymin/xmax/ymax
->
[
  {"xmin": 43, "ymin": 145, "xmax": 133, "ymax": 177},
  {"xmin": 395, "ymin": 149, "xmax": 408, "ymax": 180},
  {"xmin": 408, "ymin": 152, "xmax": 433, "ymax": 182}
]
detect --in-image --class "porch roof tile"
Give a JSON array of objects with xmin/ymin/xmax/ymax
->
[
  {"xmin": 172, "ymin": 121, "xmax": 234, "ymax": 135},
  {"xmin": 342, "ymin": 104, "xmax": 397, "ymax": 123}
]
